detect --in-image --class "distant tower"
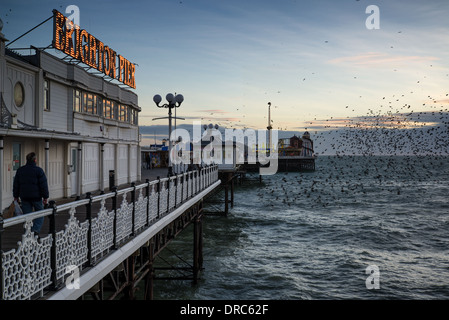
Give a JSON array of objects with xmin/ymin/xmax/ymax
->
[
  {"xmin": 267, "ymin": 102, "xmax": 272, "ymax": 154},
  {"xmin": 300, "ymin": 131, "xmax": 314, "ymax": 157}
]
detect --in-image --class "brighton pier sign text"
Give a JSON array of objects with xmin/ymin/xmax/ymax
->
[{"xmin": 52, "ymin": 9, "xmax": 136, "ymax": 89}]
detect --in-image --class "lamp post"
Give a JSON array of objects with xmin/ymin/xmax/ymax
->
[{"xmin": 152, "ymin": 93, "xmax": 185, "ymax": 176}]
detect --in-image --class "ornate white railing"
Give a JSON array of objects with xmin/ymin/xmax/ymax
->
[{"xmin": 0, "ymin": 165, "xmax": 219, "ymax": 300}]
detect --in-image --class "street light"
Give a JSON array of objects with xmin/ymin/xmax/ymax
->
[{"xmin": 152, "ymin": 93, "xmax": 185, "ymax": 176}]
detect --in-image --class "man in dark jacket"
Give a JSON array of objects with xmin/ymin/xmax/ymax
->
[{"xmin": 13, "ymin": 152, "xmax": 49, "ymax": 234}]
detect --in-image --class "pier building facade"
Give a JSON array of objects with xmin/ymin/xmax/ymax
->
[
  {"xmin": 0, "ymin": 16, "xmax": 140, "ymax": 213},
  {"xmin": 278, "ymin": 131, "xmax": 316, "ymax": 171}
]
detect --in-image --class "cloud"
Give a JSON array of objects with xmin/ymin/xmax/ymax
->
[
  {"xmin": 195, "ymin": 109, "xmax": 231, "ymax": 114},
  {"xmin": 433, "ymin": 99, "xmax": 449, "ymax": 104},
  {"xmin": 294, "ymin": 110, "xmax": 449, "ymax": 133},
  {"xmin": 328, "ymin": 52, "xmax": 439, "ymax": 67},
  {"xmin": 140, "ymin": 114, "xmax": 203, "ymax": 120}
]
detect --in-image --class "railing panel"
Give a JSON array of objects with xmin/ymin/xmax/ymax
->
[
  {"xmin": 115, "ymin": 192, "xmax": 133, "ymax": 245},
  {"xmin": 55, "ymin": 206, "xmax": 89, "ymax": 282},
  {"xmin": 193, "ymin": 172, "xmax": 198, "ymax": 195},
  {"xmin": 182, "ymin": 173, "xmax": 188, "ymax": 202},
  {"xmin": 2, "ymin": 221, "xmax": 53, "ymax": 300},
  {"xmin": 1, "ymin": 165, "xmax": 219, "ymax": 300},
  {"xmin": 148, "ymin": 182, "xmax": 158, "ymax": 223},
  {"xmin": 134, "ymin": 188, "xmax": 147, "ymax": 233},
  {"xmin": 176, "ymin": 175, "xmax": 183, "ymax": 207},
  {"xmin": 168, "ymin": 177, "xmax": 176, "ymax": 211},
  {"xmin": 91, "ymin": 198, "xmax": 115, "ymax": 263},
  {"xmin": 159, "ymin": 179, "xmax": 168, "ymax": 216},
  {"xmin": 188, "ymin": 172, "xmax": 193, "ymax": 198}
]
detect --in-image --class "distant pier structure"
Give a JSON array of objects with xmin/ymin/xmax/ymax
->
[{"xmin": 277, "ymin": 131, "xmax": 316, "ymax": 171}]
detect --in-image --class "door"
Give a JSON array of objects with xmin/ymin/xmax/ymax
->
[
  {"xmin": 71, "ymin": 147, "xmax": 78, "ymax": 195},
  {"xmin": 11, "ymin": 143, "xmax": 22, "ymax": 195},
  {"xmin": 12, "ymin": 143, "xmax": 22, "ymax": 171}
]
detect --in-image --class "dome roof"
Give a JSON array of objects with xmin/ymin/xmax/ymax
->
[{"xmin": 302, "ymin": 131, "xmax": 311, "ymax": 140}]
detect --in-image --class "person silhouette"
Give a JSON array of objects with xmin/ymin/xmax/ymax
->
[{"xmin": 13, "ymin": 152, "xmax": 49, "ymax": 234}]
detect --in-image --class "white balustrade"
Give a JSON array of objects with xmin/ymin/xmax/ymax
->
[{"xmin": 0, "ymin": 165, "xmax": 219, "ymax": 300}]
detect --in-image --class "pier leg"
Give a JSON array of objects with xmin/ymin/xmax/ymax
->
[
  {"xmin": 193, "ymin": 203, "xmax": 203, "ymax": 284},
  {"xmin": 144, "ymin": 242, "xmax": 154, "ymax": 300},
  {"xmin": 198, "ymin": 202, "xmax": 204, "ymax": 271},
  {"xmin": 224, "ymin": 184, "xmax": 229, "ymax": 216},
  {"xmin": 124, "ymin": 253, "xmax": 136, "ymax": 300},
  {"xmin": 230, "ymin": 175, "xmax": 234, "ymax": 208}
]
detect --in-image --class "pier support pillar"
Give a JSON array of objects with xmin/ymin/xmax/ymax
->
[
  {"xmin": 144, "ymin": 242, "xmax": 155, "ymax": 300},
  {"xmin": 230, "ymin": 173, "xmax": 234, "ymax": 208},
  {"xmin": 224, "ymin": 183, "xmax": 229, "ymax": 216},
  {"xmin": 124, "ymin": 252, "xmax": 137, "ymax": 300},
  {"xmin": 193, "ymin": 202, "xmax": 203, "ymax": 284}
]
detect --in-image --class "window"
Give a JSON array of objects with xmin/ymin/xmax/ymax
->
[
  {"xmin": 73, "ymin": 89, "xmax": 81, "ymax": 112},
  {"xmin": 103, "ymin": 99, "xmax": 115, "ymax": 120},
  {"xmin": 14, "ymin": 82, "xmax": 25, "ymax": 107},
  {"xmin": 119, "ymin": 104, "xmax": 128, "ymax": 122},
  {"xmin": 83, "ymin": 92, "xmax": 98, "ymax": 115},
  {"xmin": 43, "ymin": 80, "xmax": 50, "ymax": 111},
  {"xmin": 130, "ymin": 108, "xmax": 134, "ymax": 124},
  {"xmin": 73, "ymin": 90, "xmax": 135, "ymax": 124},
  {"xmin": 130, "ymin": 108, "xmax": 138, "ymax": 125}
]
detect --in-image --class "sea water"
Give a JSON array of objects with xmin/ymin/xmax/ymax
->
[{"xmin": 152, "ymin": 156, "xmax": 449, "ymax": 300}]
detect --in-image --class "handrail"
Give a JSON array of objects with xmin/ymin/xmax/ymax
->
[
  {"xmin": 0, "ymin": 165, "xmax": 219, "ymax": 300},
  {"xmin": 2, "ymin": 207, "xmax": 54, "ymax": 228}
]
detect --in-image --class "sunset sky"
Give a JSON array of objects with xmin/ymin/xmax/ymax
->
[{"xmin": 2, "ymin": 0, "xmax": 448, "ymax": 152}]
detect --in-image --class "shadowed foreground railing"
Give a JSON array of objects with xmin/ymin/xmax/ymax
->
[{"xmin": 0, "ymin": 165, "xmax": 219, "ymax": 300}]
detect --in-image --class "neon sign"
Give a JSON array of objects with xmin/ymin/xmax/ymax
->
[{"xmin": 52, "ymin": 9, "xmax": 136, "ymax": 89}]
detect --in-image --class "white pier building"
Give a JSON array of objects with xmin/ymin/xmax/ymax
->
[{"xmin": 0, "ymin": 12, "xmax": 140, "ymax": 213}]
